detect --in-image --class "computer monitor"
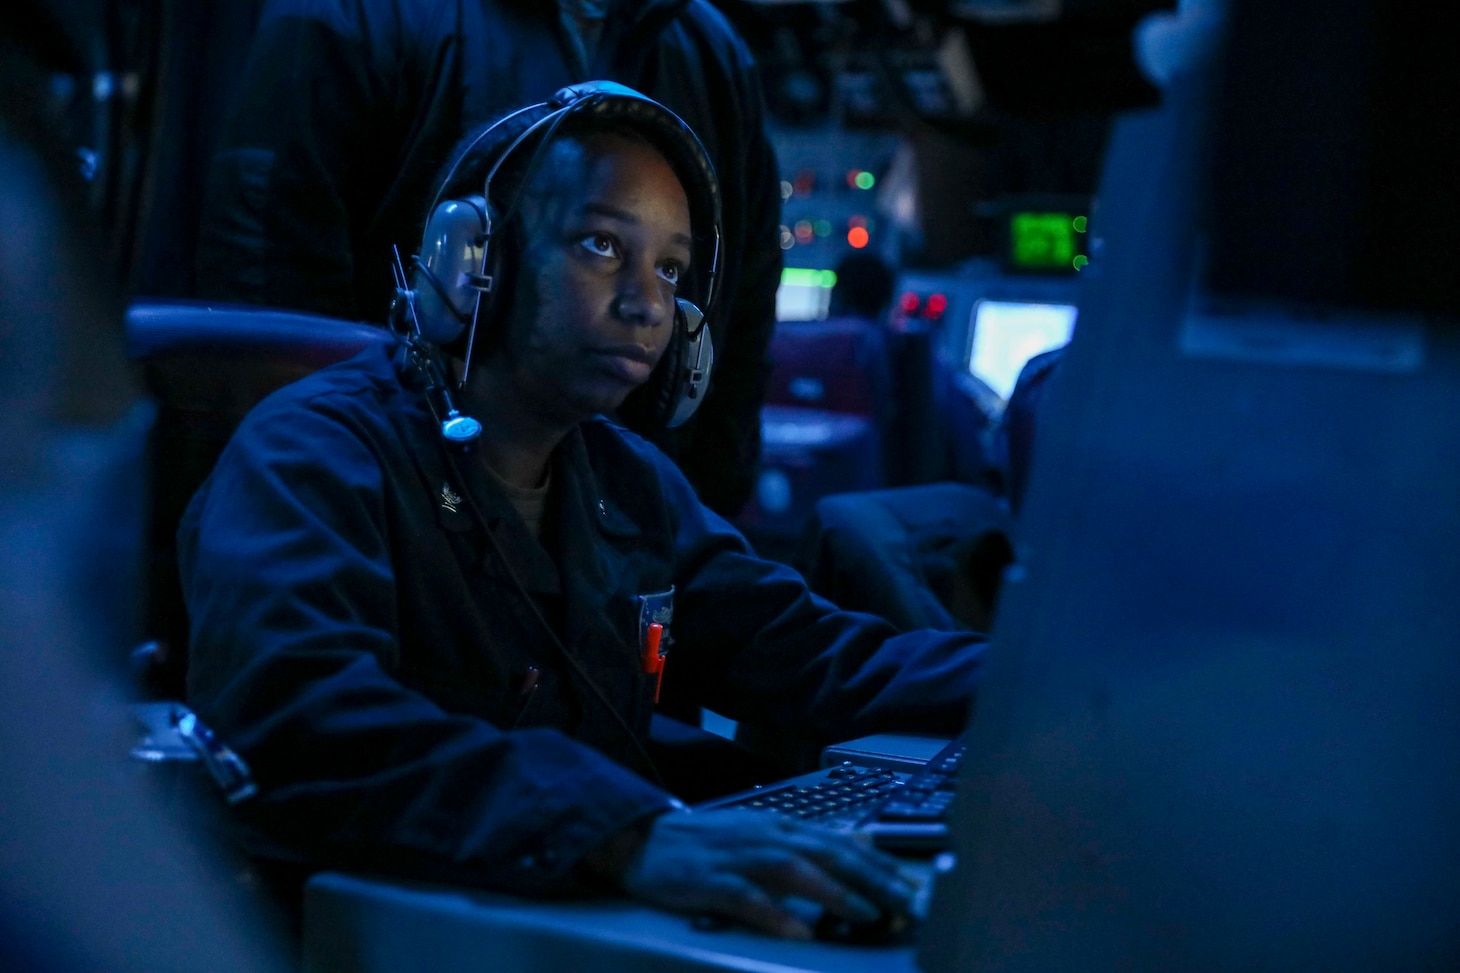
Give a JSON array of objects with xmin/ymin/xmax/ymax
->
[
  {"xmin": 1007, "ymin": 211, "xmax": 1088, "ymax": 275},
  {"xmin": 920, "ymin": 6, "xmax": 1460, "ymax": 970},
  {"xmin": 775, "ymin": 267, "xmax": 836, "ymax": 322},
  {"xmin": 966, "ymin": 299, "xmax": 1077, "ymax": 400}
]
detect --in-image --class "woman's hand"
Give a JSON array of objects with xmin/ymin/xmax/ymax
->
[{"xmin": 592, "ymin": 808, "xmax": 919, "ymax": 939}]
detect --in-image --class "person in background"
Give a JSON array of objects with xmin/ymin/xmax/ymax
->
[
  {"xmin": 827, "ymin": 249, "xmax": 896, "ymax": 321},
  {"xmin": 194, "ymin": 0, "xmax": 782, "ymax": 517},
  {"xmin": 180, "ymin": 85, "xmax": 984, "ymax": 939}
]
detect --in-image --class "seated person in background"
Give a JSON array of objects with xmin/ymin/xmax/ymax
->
[
  {"xmin": 179, "ymin": 84, "xmax": 985, "ymax": 940},
  {"xmin": 827, "ymin": 250, "xmax": 896, "ymax": 322},
  {"xmin": 993, "ymin": 344, "xmax": 1067, "ymax": 515}
]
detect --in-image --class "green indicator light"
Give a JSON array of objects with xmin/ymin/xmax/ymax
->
[
  {"xmin": 1073, "ymin": 255, "xmax": 1089, "ymax": 270},
  {"xmin": 819, "ymin": 270, "xmax": 838, "ymax": 288},
  {"xmin": 854, "ymin": 171, "xmax": 876, "ymax": 190},
  {"xmin": 813, "ymin": 219, "xmax": 832, "ymax": 237},
  {"xmin": 1072, "ymin": 215, "xmax": 1088, "ymax": 233}
]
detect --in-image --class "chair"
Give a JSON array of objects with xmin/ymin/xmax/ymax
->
[
  {"xmin": 994, "ymin": 344, "xmax": 1066, "ymax": 515},
  {"xmin": 797, "ymin": 483, "xmax": 1015, "ymax": 635},
  {"xmin": 763, "ymin": 316, "xmax": 894, "ymax": 420},
  {"xmin": 127, "ymin": 300, "xmax": 388, "ymax": 697},
  {"xmin": 735, "ymin": 317, "xmax": 898, "ymax": 559}
]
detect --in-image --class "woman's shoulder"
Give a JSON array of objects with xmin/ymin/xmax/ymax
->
[
  {"xmin": 580, "ymin": 416, "xmax": 675, "ymax": 471},
  {"xmin": 576, "ymin": 416, "xmax": 703, "ymax": 509}
]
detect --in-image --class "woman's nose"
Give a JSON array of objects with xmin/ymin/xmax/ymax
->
[{"xmin": 611, "ymin": 263, "xmax": 670, "ymax": 326}]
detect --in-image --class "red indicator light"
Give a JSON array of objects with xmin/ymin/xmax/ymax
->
[
  {"xmin": 847, "ymin": 227, "xmax": 870, "ymax": 248},
  {"xmin": 899, "ymin": 292, "xmax": 921, "ymax": 313},
  {"xmin": 926, "ymin": 293, "xmax": 948, "ymax": 319}
]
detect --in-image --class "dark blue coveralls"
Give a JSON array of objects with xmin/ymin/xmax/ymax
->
[{"xmin": 179, "ymin": 340, "xmax": 985, "ymax": 893}]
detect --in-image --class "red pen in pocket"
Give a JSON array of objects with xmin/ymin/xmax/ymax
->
[{"xmin": 641, "ymin": 622, "xmax": 666, "ymax": 704}]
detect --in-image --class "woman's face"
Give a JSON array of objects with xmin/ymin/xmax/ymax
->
[{"xmin": 495, "ymin": 133, "xmax": 693, "ymax": 424}]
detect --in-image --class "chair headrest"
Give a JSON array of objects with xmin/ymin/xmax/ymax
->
[{"xmin": 125, "ymin": 301, "xmax": 389, "ymax": 365}]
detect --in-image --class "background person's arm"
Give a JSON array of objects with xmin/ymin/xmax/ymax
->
[
  {"xmin": 674, "ymin": 55, "xmax": 782, "ymax": 516},
  {"xmin": 194, "ymin": 0, "xmax": 423, "ymax": 319}
]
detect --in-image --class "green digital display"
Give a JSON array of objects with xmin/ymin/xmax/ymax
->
[
  {"xmin": 780, "ymin": 267, "xmax": 838, "ymax": 289},
  {"xmin": 1009, "ymin": 211, "xmax": 1086, "ymax": 273}
]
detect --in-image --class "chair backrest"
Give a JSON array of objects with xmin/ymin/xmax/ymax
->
[
  {"xmin": 764, "ymin": 317, "xmax": 893, "ymax": 418},
  {"xmin": 994, "ymin": 343, "xmax": 1066, "ymax": 514},
  {"xmin": 127, "ymin": 301, "xmax": 389, "ymax": 697}
]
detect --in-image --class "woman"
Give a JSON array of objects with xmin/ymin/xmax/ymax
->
[{"xmin": 180, "ymin": 83, "xmax": 984, "ymax": 938}]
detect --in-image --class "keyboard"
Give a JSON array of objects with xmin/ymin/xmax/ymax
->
[{"xmin": 698, "ymin": 736, "xmax": 966, "ymax": 852}]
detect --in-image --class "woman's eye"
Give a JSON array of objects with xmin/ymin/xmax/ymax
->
[
  {"xmin": 658, "ymin": 262, "xmax": 682, "ymax": 287},
  {"xmin": 580, "ymin": 234, "xmax": 618, "ymax": 258}
]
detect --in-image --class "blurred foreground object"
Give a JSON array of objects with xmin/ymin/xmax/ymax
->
[{"xmin": 0, "ymin": 6, "xmax": 286, "ymax": 970}]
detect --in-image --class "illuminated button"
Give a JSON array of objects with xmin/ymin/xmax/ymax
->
[{"xmin": 847, "ymin": 226, "xmax": 870, "ymax": 249}]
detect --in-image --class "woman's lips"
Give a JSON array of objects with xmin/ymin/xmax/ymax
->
[{"xmin": 595, "ymin": 345, "xmax": 656, "ymax": 384}]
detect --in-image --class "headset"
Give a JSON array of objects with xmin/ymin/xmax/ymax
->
[{"xmin": 392, "ymin": 81, "xmax": 723, "ymax": 442}]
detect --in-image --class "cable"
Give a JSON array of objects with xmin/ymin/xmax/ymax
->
[{"xmin": 426, "ymin": 396, "xmax": 668, "ymax": 790}]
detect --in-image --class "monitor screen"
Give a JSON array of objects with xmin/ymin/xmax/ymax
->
[
  {"xmin": 1007, "ymin": 211, "xmax": 1089, "ymax": 274},
  {"xmin": 967, "ymin": 300, "xmax": 1077, "ymax": 399},
  {"xmin": 775, "ymin": 267, "xmax": 837, "ymax": 322}
]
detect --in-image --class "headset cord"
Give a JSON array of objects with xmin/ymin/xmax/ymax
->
[
  {"xmin": 410, "ymin": 256, "xmax": 475, "ymax": 325},
  {"xmin": 428, "ymin": 426, "xmax": 669, "ymax": 790}
]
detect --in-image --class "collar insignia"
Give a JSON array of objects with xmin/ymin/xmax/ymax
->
[{"xmin": 440, "ymin": 482, "xmax": 463, "ymax": 514}]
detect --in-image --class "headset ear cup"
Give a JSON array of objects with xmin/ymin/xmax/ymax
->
[
  {"xmin": 466, "ymin": 216, "xmax": 513, "ymax": 358},
  {"xmin": 650, "ymin": 311, "xmax": 688, "ymax": 425},
  {"xmin": 412, "ymin": 194, "xmax": 489, "ymax": 344},
  {"xmin": 663, "ymin": 299, "xmax": 713, "ymax": 428}
]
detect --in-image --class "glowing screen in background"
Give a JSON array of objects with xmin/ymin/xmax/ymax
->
[
  {"xmin": 775, "ymin": 267, "xmax": 838, "ymax": 322},
  {"xmin": 968, "ymin": 300, "xmax": 1077, "ymax": 400}
]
